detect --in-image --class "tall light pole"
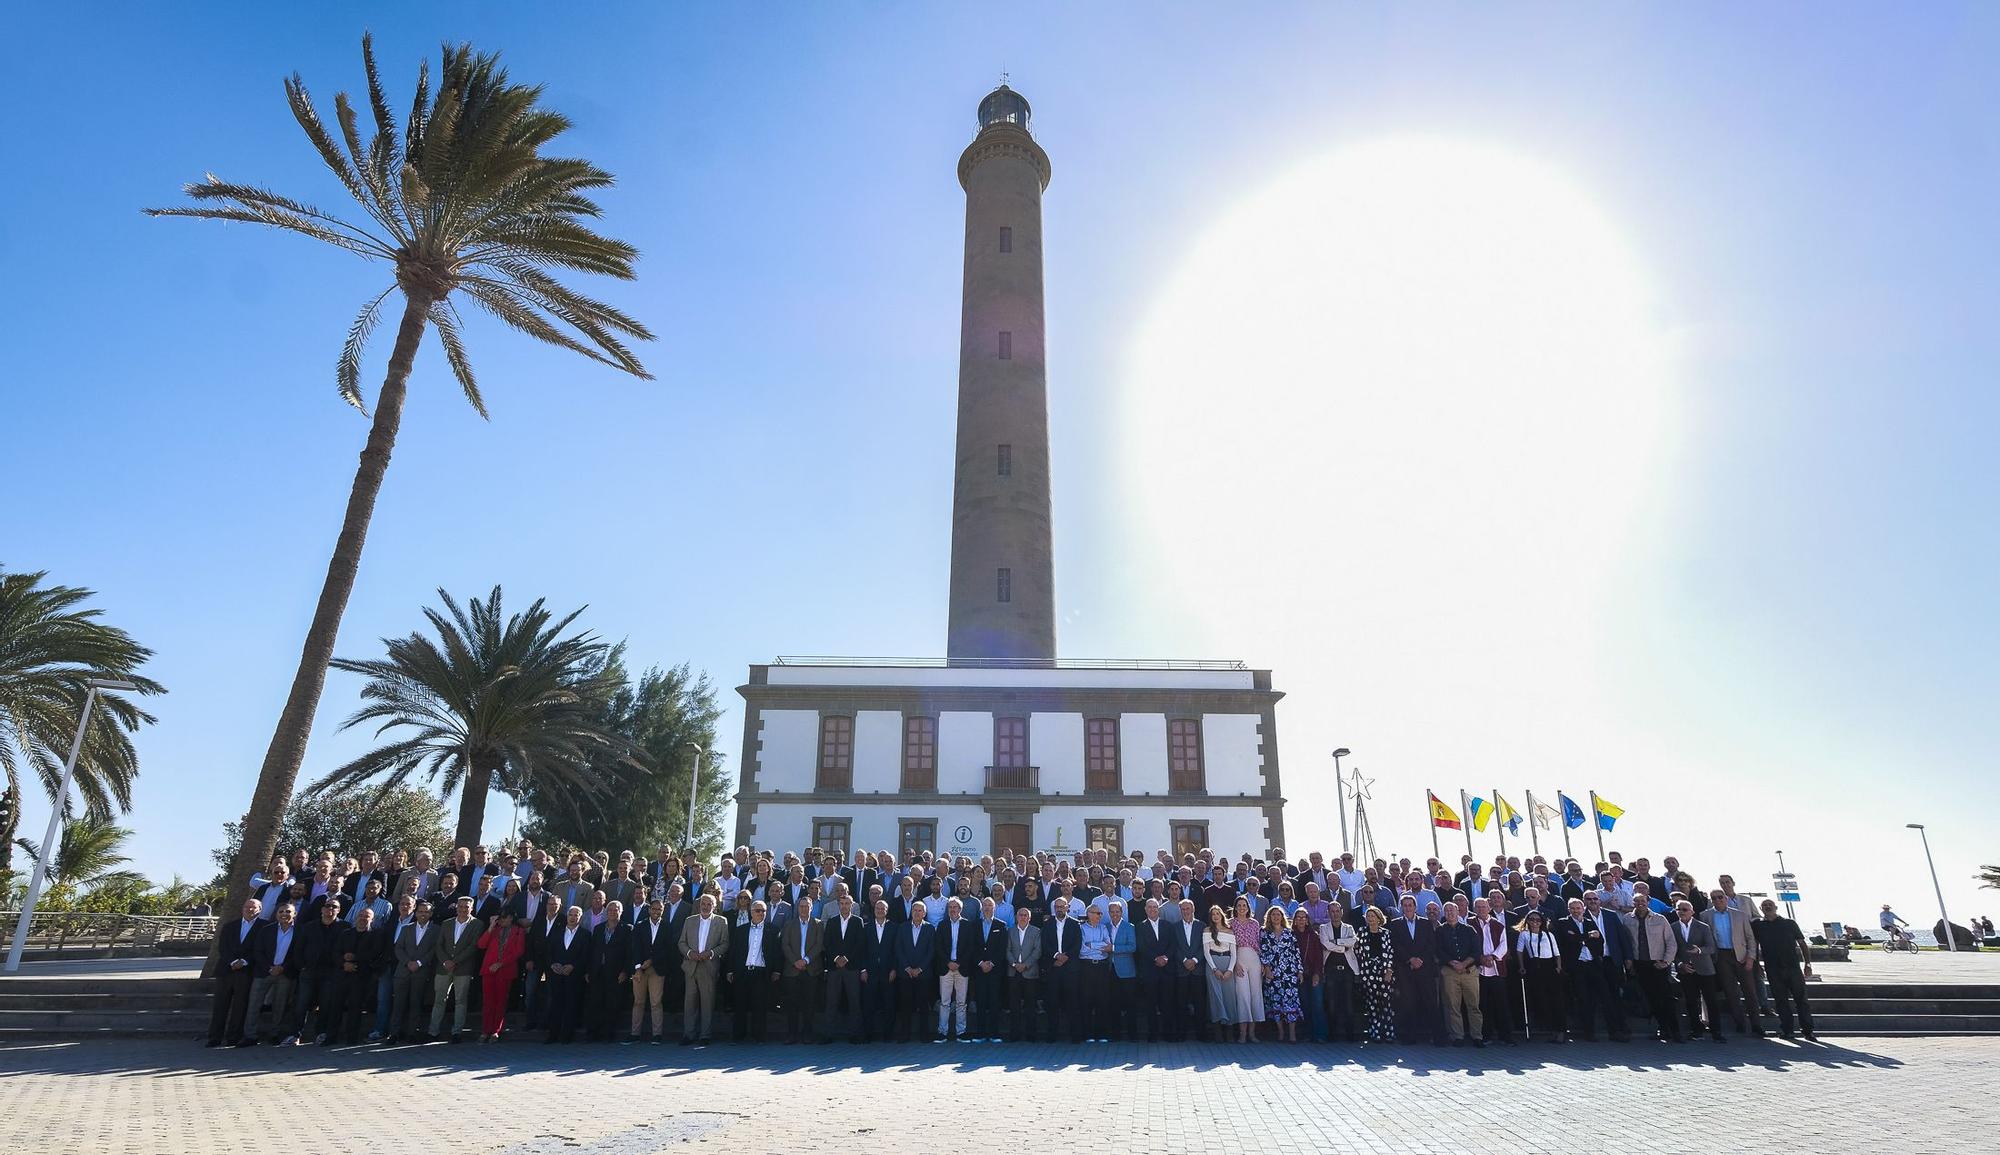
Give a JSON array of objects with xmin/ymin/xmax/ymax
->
[
  {"xmin": 1332, "ymin": 748, "xmax": 1351, "ymax": 856},
  {"xmin": 7, "ymin": 678, "xmax": 138, "ymax": 973},
  {"xmin": 682, "ymin": 742, "xmax": 704, "ymax": 851},
  {"xmin": 1907, "ymin": 823, "xmax": 1955, "ymax": 952}
]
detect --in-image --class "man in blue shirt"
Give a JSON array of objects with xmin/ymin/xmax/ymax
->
[{"xmin": 245, "ymin": 902, "xmax": 301, "ymax": 1045}]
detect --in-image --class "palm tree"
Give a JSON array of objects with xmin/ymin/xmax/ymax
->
[
  {"xmin": 307, "ymin": 586, "xmax": 640, "ymax": 847},
  {"xmin": 0, "ymin": 568, "xmax": 164, "ymax": 874},
  {"xmin": 1980, "ymin": 864, "xmax": 2000, "ymax": 891},
  {"xmin": 147, "ymin": 37, "xmax": 652, "ymax": 936},
  {"xmin": 15, "ymin": 815, "xmax": 148, "ymax": 892}
]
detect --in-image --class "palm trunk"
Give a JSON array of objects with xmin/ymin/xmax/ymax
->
[
  {"xmin": 0, "ymin": 763, "xmax": 19, "ymax": 879},
  {"xmin": 205, "ymin": 291, "xmax": 432, "ymax": 977},
  {"xmin": 453, "ymin": 758, "xmax": 496, "ymax": 849}
]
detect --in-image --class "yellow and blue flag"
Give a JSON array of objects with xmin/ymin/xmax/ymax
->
[
  {"xmin": 1468, "ymin": 796, "xmax": 1494, "ymax": 832},
  {"xmin": 1594, "ymin": 795, "xmax": 1626, "ymax": 831},
  {"xmin": 1494, "ymin": 794, "xmax": 1522, "ymax": 836}
]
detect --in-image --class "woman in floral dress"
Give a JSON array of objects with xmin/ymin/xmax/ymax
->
[
  {"xmin": 1259, "ymin": 905, "xmax": 1302, "ymax": 1041},
  {"xmin": 1356, "ymin": 905, "xmax": 1397, "ymax": 1043}
]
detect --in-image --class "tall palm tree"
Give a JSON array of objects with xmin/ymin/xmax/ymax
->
[
  {"xmin": 0, "ymin": 568, "xmax": 164, "ymax": 874},
  {"xmin": 147, "ymin": 37, "xmax": 652, "ymax": 937},
  {"xmin": 307, "ymin": 586, "xmax": 640, "ymax": 847},
  {"xmin": 15, "ymin": 814, "xmax": 148, "ymax": 893},
  {"xmin": 1981, "ymin": 864, "xmax": 2000, "ymax": 891}
]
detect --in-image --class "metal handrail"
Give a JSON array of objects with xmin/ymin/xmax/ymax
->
[
  {"xmin": 772, "ymin": 656, "xmax": 1250, "ymax": 671},
  {"xmin": 0, "ymin": 911, "xmax": 219, "ymax": 951}
]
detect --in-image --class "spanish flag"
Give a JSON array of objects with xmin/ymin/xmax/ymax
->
[
  {"xmin": 1593, "ymin": 794, "xmax": 1625, "ymax": 832},
  {"xmin": 1429, "ymin": 793, "xmax": 1462, "ymax": 830},
  {"xmin": 1468, "ymin": 796, "xmax": 1494, "ymax": 832}
]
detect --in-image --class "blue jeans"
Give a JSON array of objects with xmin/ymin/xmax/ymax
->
[{"xmin": 1304, "ymin": 977, "xmax": 1329, "ymax": 1041}]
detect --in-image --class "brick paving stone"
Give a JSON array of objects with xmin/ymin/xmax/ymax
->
[{"xmin": 0, "ymin": 1036, "xmax": 1993, "ymax": 1154}]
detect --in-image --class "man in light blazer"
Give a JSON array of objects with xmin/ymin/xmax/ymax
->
[
  {"xmin": 1700, "ymin": 888, "xmax": 1763, "ymax": 1037},
  {"xmin": 677, "ymin": 892, "xmax": 729, "ymax": 1044},
  {"xmin": 1674, "ymin": 899, "xmax": 1727, "ymax": 1041},
  {"xmin": 427, "ymin": 895, "xmax": 484, "ymax": 1041},
  {"xmin": 1004, "ymin": 905, "xmax": 1043, "ymax": 1042},
  {"xmin": 779, "ymin": 901, "xmax": 824, "ymax": 1043}
]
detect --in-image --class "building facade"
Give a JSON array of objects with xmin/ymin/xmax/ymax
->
[{"xmin": 733, "ymin": 87, "xmax": 1287, "ymax": 861}]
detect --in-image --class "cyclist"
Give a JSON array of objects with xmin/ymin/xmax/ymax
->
[{"xmin": 1880, "ymin": 905, "xmax": 1912, "ymax": 947}]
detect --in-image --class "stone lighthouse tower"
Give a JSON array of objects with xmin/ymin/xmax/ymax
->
[{"xmin": 947, "ymin": 85, "xmax": 1056, "ymax": 663}]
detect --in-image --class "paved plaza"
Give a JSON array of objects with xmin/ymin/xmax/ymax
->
[{"xmin": 0, "ymin": 1035, "xmax": 1992, "ymax": 1154}]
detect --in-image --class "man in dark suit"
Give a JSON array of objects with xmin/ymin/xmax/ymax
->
[
  {"xmin": 246, "ymin": 901, "xmax": 303, "ymax": 1044},
  {"xmin": 860, "ymin": 898, "xmax": 899, "ymax": 1042},
  {"xmin": 1672, "ymin": 899, "xmax": 1728, "ymax": 1042},
  {"xmin": 971, "ymin": 896, "xmax": 1010, "ymax": 1041},
  {"xmin": 341, "ymin": 852, "xmax": 385, "ymax": 903},
  {"xmin": 779, "ymin": 900, "xmax": 823, "ymax": 1043},
  {"xmin": 588, "ymin": 900, "xmax": 633, "ymax": 1042},
  {"xmin": 1041, "ymin": 897, "xmax": 1084, "ymax": 1043},
  {"xmin": 543, "ymin": 905, "xmax": 592, "ymax": 1043},
  {"xmin": 206, "ymin": 898, "xmax": 263, "ymax": 1047},
  {"xmin": 725, "ymin": 899, "xmax": 782, "ymax": 1041},
  {"xmin": 893, "ymin": 900, "xmax": 937, "ymax": 1041},
  {"xmin": 1555, "ymin": 896, "xmax": 1626, "ymax": 1041},
  {"xmin": 342, "ymin": 905, "xmax": 394, "ymax": 1044},
  {"xmin": 1392, "ymin": 894, "xmax": 1441, "ymax": 1044},
  {"xmin": 523, "ymin": 894, "xmax": 565, "ymax": 1031},
  {"xmin": 821, "ymin": 893, "xmax": 868, "ymax": 1044},
  {"xmin": 292, "ymin": 895, "xmax": 353, "ymax": 1045},
  {"xmin": 1170, "ymin": 899, "xmax": 1207, "ymax": 1041},
  {"xmin": 1133, "ymin": 897, "xmax": 1177, "ymax": 1042}
]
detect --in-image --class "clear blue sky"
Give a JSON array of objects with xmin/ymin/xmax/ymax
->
[{"xmin": 3, "ymin": 5, "xmax": 1994, "ymax": 932}]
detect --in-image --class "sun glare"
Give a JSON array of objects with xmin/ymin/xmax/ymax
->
[{"xmin": 1122, "ymin": 137, "xmax": 1676, "ymax": 802}]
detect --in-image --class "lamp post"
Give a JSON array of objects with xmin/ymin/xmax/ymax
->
[
  {"xmin": 7, "ymin": 678, "xmax": 138, "ymax": 973},
  {"xmin": 1332, "ymin": 748, "xmax": 1351, "ymax": 856},
  {"xmin": 683, "ymin": 742, "xmax": 705, "ymax": 851},
  {"xmin": 1907, "ymin": 823, "xmax": 1954, "ymax": 952}
]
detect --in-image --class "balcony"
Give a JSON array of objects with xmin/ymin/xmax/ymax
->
[{"xmin": 984, "ymin": 765, "xmax": 1040, "ymax": 791}]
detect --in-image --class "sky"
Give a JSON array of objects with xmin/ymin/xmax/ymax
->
[{"xmin": 3, "ymin": 5, "xmax": 1995, "ymax": 935}]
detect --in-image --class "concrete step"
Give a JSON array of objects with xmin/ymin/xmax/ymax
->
[
  {"xmin": 1810, "ymin": 983, "xmax": 2000, "ymax": 1000},
  {"xmin": 0, "ymin": 991, "xmax": 212, "ymax": 1012},
  {"xmin": 0, "ymin": 977, "xmax": 207, "ymax": 997},
  {"xmin": 0, "ymin": 1008, "xmax": 210, "ymax": 1033},
  {"xmin": 1811, "ymin": 997, "xmax": 2000, "ymax": 1016},
  {"xmin": 1814, "ymin": 1014, "xmax": 2000, "ymax": 1035}
]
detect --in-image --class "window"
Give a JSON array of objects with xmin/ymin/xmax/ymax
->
[
  {"xmin": 901, "ymin": 715, "xmax": 937, "ymax": 791},
  {"xmin": 1171, "ymin": 822, "xmax": 1209, "ymax": 859},
  {"xmin": 1167, "ymin": 717, "xmax": 1204, "ymax": 792},
  {"xmin": 997, "ymin": 567, "xmax": 1011, "ymax": 603},
  {"xmin": 997, "ymin": 443, "xmax": 1012, "ymax": 476},
  {"xmin": 813, "ymin": 819, "xmax": 851, "ymax": 860},
  {"xmin": 991, "ymin": 716, "xmax": 1030, "ymax": 788},
  {"xmin": 900, "ymin": 820, "xmax": 936, "ymax": 857},
  {"xmin": 998, "ymin": 330, "xmax": 1012, "ymax": 360},
  {"xmin": 1085, "ymin": 822, "xmax": 1123, "ymax": 857},
  {"xmin": 999, "ymin": 225, "xmax": 1012, "ymax": 253},
  {"xmin": 1084, "ymin": 717, "xmax": 1120, "ymax": 792},
  {"xmin": 816, "ymin": 715, "xmax": 853, "ymax": 790}
]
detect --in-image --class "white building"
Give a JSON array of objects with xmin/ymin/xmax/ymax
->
[{"xmin": 734, "ymin": 87, "xmax": 1288, "ymax": 861}]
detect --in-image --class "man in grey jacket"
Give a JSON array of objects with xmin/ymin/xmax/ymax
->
[
  {"xmin": 1004, "ymin": 905, "xmax": 1043, "ymax": 1042},
  {"xmin": 390, "ymin": 900, "xmax": 436, "ymax": 1042},
  {"xmin": 1672, "ymin": 900, "xmax": 1727, "ymax": 1042},
  {"xmin": 428, "ymin": 895, "xmax": 485, "ymax": 1041}
]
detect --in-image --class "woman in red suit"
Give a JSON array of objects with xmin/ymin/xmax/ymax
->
[{"xmin": 477, "ymin": 910, "xmax": 527, "ymax": 1042}]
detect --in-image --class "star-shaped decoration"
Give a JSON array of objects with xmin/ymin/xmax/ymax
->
[{"xmin": 1347, "ymin": 768, "xmax": 1374, "ymax": 800}]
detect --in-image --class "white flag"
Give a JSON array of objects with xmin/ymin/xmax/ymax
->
[{"xmin": 1531, "ymin": 801, "xmax": 1559, "ymax": 830}]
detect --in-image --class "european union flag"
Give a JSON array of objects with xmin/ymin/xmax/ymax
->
[{"xmin": 1559, "ymin": 792, "xmax": 1587, "ymax": 830}]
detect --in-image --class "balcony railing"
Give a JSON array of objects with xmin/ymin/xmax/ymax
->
[
  {"xmin": 773, "ymin": 655, "xmax": 1248, "ymax": 671},
  {"xmin": 985, "ymin": 765, "xmax": 1040, "ymax": 791},
  {"xmin": 0, "ymin": 911, "xmax": 219, "ymax": 953}
]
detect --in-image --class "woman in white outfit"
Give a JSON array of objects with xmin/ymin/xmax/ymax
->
[
  {"xmin": 1202, "ymin": 904, "xmax": 1238, "ymax": 1043},
  {"xmin": 1229, "ymin": 895, "xmax": 1265, "ymax": 1040}
]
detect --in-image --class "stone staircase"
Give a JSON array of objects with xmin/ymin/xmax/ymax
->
[
  {"xmin": 1810, "ymin": 982, "xmax": 2000, "ymax": 1037},
  {"xmin": 0, "ymin": 976, "xmax": 211, "ymax": 1037},
  {"xmin": 1, "ymin": 974, "xmax": 1996, "ymax": 1039}
]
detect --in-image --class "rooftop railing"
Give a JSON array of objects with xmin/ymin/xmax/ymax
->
[{"xmin": 770, "ymin": 655, "xmax": 1248, "ymax": 671}]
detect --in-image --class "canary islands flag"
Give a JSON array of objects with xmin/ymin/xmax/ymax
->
[
  {"xmin": 1494, "ymin": 794, "xmax": 1523, "ymax": 835},
  {"xmin": 1559, "ymin": 792, "xmax": 1587, "ymax": 830},
  {"xmin": 1468, "ymin": 796, "xmax": 1494, "ymax": 832},
  {"xmin": 1429, "ymin": 794, "xmax": 1462, "ymax": 830},
  {"xmin": 1594, "ymin": 795, "xmax": 1625, "ymax": 831}
]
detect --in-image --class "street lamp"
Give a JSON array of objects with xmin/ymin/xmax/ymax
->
[
  {"xmin": 1907, "ymin": 823, "xmax": 1955, "ymax": 952},
  {"xmin": 6, "ymin": 678, "xmax": 140, "ymax": 973},
  {"xmin": 1332, "ymin": 748, "xmax": 1351, "ymax": 855},
  {"xmin": 683, "ymin": 742, "xmax": 704, "ymax": 850}
]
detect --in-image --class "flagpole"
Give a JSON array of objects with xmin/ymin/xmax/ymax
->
[
  {"xmin": 1427, "ymin": 790, "xmax": 1440, "ymax": 859},
  {"xmin": 1493, "ymin": 786, "xmax": 1506, "ymax": 859},
  {"xmin": 1559, "ymin": 791, "xmax": 1573, "ymax": 860},
  {"xmin": 1589, "ymin": 790, "xmax": 1608, "ymax": 865},
  {"xmin": 1525, "ymin": 789, "xmax": 1541, "ymax": 857},
  {"xmin": 1459, "ymin": 790, "xmax": 1475, "ymax": 861}
]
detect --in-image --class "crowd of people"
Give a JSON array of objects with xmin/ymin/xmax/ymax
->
[{"xmin": 204, "ymin": 838, "xmax": 1821, "ymax": 1052}]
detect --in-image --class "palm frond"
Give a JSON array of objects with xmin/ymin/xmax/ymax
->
[
  {"xmin": 337, "ymin": 286, "xmax": 394, "ymax": 411},
  {"xmin": 427, "ymin": 301, "xmax": 486, "ymax": 417}
]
